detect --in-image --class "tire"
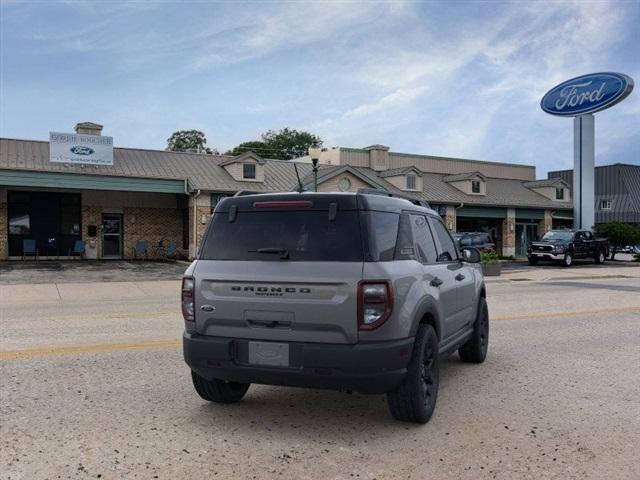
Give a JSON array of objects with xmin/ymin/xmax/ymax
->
[
  {"xmin": 562, "ymin": 253, "xmax": 573, "ymax": 267},
  {"xmin": 459, "ymin": 297, "xmax": 489, "ymax": 363},
  {"xmin": 191, "ymin": 371, "xmax": 250, "ymax": 404},
  {"xmin": 387, "ymin": 324, "xmax": 440, "ymax": 424},
  {"xmin": 594, "ymin": 250, "xmax": 606, "ymax": 264},
  {"xmin": 528, "ymin": 256, "xmax": 538, "ymax": 266}
]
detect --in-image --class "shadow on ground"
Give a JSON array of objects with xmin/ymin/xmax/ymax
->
[{"xmin": 0, "ymin": 260, "xmax": 188, "ymax": 284}]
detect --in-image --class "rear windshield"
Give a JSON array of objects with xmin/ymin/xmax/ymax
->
[{"xmin": 200, "ymin": 210, "xmax": 363, "ymax": 262}]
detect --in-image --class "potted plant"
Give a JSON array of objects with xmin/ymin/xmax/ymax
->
[{"xmin": 480, "ymin": 251, "xmax": 501, "ymax": 276}]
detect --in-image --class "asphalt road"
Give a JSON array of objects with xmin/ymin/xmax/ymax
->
[{"xmin": 1, "ymin": 267, "xmax": 639, "ymax": 479}]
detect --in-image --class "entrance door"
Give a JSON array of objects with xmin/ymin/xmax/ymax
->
[
  {"xmin": 516, "ymin": 223, "xmax": 539, "ymax": 257},
  {"xmin": 102, "ymin": 214, "xmax": 123, "ymax": 259}
]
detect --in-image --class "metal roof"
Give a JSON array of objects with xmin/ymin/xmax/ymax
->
[
  {"xmin": 443, "ymin": 171, "xmax": 486, "ymax": 182},
  {"xmin": 0, "ymin": 137, "xmax": 573, "ymax": 210},
  {"xmin": 378, "ymin": 166, "xmax": 423, "ymax": 178},
  {"xmin": 0, "ymin": 137, "xmax": 311, "ymax": 193},
  {"xmin": 549, "ymin": 164, "xmax": 640, "ymax": 222},
  {"xmin": 523, "ymin": 178, "xmax": 568, "ymax": 188}
]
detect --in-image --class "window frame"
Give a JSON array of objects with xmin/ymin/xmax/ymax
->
[
  {"xmin": 600, "ymin": 199, "xmax": 612, "ymax": 210},
  {"xmin": 406, "ymin": 174, "xmax": 417, "ymax": 190},
  {"xmin": 406, "ymin": 213, "xmax": 438, "ymax": 264},
  {"xmin": 242, "ymin": 162, "xmax": 257, "ymax": 180},
  {"xmin": 555, "ymin": 187, "xmax": 564, "ymax": 200},
  {"xmin": 471, "ymin": 180, "xmax": 481, "ymax": 194},
  {"xmin": 427, "ymin": 216, "xmax": 459, "ymax": 263}
]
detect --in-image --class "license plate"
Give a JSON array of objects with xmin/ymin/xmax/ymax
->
[
  {"xmin": 535, "ymin": 253, "xmax": 543, "ymax": 257},
  {"xmin": 248, "ymin": 341, "xmax": 289, "ymax": 367}
]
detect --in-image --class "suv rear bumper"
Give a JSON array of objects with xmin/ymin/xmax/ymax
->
[{"xmin": 183, "ymin": 333, "xmax": 414, "ymax": 394}]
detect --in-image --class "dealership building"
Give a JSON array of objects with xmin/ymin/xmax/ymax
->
[{"xmin": 1, "ymin": 122, "xmax": 577, "ymax": 261}]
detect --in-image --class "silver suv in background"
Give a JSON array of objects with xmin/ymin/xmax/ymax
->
[{"xmin": 182, "ymin": 192, "xmax": 489, "ymax": 423}]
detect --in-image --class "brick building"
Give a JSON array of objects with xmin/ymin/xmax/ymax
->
[{"xmin": 1, "ymin": 124, "xmax": 574, "ymax": 260}]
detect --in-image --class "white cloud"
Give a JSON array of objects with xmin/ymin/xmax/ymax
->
[{"xmin": 308, "ymin": 0, "xmax": 636, "ymax": 174}]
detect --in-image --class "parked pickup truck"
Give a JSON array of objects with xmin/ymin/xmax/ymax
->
[{"xmin": 527, "ymin": 230, "xmax": 609, "ymax": 267}]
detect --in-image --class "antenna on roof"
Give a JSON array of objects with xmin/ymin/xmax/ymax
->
[{"xmin": 293, "ymin": 163, "xmax": 304, "ymax": 193}]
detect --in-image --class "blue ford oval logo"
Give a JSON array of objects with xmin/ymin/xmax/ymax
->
[
  {"xmin": 70, "ymin": 146, "xmax": 95, "ymax": 155},
  {"xmin": 541, "ymin": 72, "xmax": 634, "ymax": 117}
]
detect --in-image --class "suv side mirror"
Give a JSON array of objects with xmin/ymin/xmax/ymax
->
[{"xmin": 461, "ymin": 247, "xmax": 481, "ymax": 263}]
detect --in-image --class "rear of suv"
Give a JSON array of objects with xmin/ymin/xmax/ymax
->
[{"xmin": 183, "ymin": 192, "xmax": 488, "ymax": 423}]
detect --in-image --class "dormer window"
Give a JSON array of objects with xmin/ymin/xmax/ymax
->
[
  {"xmin": 555, "ymin": 187, "xmax": 564, "ymax": 200},
  {"xmin": 221, "ymin": 152, "xmax": 265, "ymax": 182},
  {"xmin": 243, "ymin": 163, "xmax": 256, "ymax": 179},
  {"xmin": 406, "ymin": 174, "xmax": 416, "ymax": 190},
  {"xmin": 471, "ymin": 180, "xmax": 481, "ymax": 194}
]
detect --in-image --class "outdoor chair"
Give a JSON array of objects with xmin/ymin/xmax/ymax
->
[
  {"xmin": 133, "ymin": 240, "xmax": 149, "ymax": 260},
  {"xmin": 165, "ymin": 240, "xmax": 177, "ymax": 260},
  {"xmin": 22, "ymin": 239, "xmax": 38, "ymax": 261},
  {"xmin": 68, "ymin": 240, "xmax": 86, "ymax": 260}
]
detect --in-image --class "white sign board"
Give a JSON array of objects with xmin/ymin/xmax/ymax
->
[{"xmin": 49, "ymin": 132, "xmax": 114, "ymax": 165}]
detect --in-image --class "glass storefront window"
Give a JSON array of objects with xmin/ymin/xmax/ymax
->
[{"xmin": 9, "ymin": 209, "xmax": 30, "ymax": 234}]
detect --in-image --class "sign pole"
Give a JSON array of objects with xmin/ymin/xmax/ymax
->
[{"xmin": 572, "ymin": 114, "xmax": 595, "ymax": 229}]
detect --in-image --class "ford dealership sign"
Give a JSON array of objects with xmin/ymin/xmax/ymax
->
[
  {"xmin": 541, "ymin": 72, "xmax": 634, "ymax": 116},
  {"xmin": 50, "ymin": 132, "xmax": 113, "ymax": 165}
]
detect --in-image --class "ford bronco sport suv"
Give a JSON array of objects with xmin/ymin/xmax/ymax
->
[{"xmin": 182, "ymin": 191, "xmax": 488, "ymax": 423}]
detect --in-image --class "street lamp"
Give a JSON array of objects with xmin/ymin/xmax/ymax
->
[
  {"xmin": 310, "ymin": 142, "xmax": 320, "ymax": 192},
  {"xmin": 312, "ymin": 157, "xmax": 319, "ymax": 192}
]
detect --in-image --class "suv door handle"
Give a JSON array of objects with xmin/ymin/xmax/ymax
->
[
  {"xmin": 455, "ymin": 273, "xmax": 466, "ymax": 281},
  {"xmin": 430, "ymin": 277, "xmax": 443, "ymax": 287}
]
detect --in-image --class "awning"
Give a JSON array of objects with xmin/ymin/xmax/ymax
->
[
  {"xmin": 0, "ymin": 169, "xmax": 187, "ymax": 194},
  {"xmin": 457, "ymin": 206, "xmax": 507, "ymax": 218}
]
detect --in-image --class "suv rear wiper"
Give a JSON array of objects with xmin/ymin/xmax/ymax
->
[{"xmin": 249, "ymin": 247, "xmax": 290, "ymax": 259}]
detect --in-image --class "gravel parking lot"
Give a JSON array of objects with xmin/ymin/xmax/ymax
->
[{"xmin": 1, "ymin": 262, "xmax": 639, "ymax": 479}]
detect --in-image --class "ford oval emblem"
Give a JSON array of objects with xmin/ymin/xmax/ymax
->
[
  {"xmin": 541, "ymin": 72, "xmax": 634, "ymax": 117},
  {"xmin": 70, "ymin": 146, "xmax": 95, "ymax": 155}
]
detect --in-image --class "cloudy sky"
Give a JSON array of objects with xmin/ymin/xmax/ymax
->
[{"xmin": 1, "ymin": 0, "xmax": 638, "ymax": 176}]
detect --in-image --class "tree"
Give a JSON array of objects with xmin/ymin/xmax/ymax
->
[
  {"xmin": 167, "ymin": 130, "xmax": 217, "ymax": 154},
  {"xmin": 226, "ymin": 128, "xmax": 322, "ymax": 160},
  {"xmin": 225, "ymin": 141, "xmax": 269, "ymax": 157},
  {"xmin": 594, "ymin": 222, "xmax": 640, "ymax": 260}
]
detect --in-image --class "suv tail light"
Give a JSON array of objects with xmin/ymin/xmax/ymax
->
[
  {"xmin": 358, "ymin": 280, "xmax": 393, "ymax": 330},
  {"xmin": 182, "ymin": 277, "xmax": 195, "ymax": 322}
]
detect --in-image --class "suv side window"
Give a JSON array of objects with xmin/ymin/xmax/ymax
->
[
  {"xmin": 409, "ymin": 214, "xmax": 438, "ymax": 263},
  {"xmin": 472, "ymin": 234, "xmax": 484, "ymax": 246},
  {"xmin": 428, "ymin": 217, "xmax": 458, "ymax": 262},
  {"xmin": 361, "ymin": 211, "xmax": 400, "ymax": 261}
]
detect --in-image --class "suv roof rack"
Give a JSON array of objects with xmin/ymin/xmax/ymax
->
[{"xmin": 357, "ymin": 188, "xmax": 431, "ymax": 209}]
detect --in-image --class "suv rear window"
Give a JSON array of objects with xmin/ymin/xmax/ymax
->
[{"xmin": 200, "ymin": 211, "xmax": 363, "ymax": 262}]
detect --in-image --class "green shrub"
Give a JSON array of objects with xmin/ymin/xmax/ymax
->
[
  {"xmin": 594, "ymin": 222, "xmax": 640, "ymax": 260},
  {"xmin": 480, "ymin": 251, "xmax": 499, "ymax": 263}
]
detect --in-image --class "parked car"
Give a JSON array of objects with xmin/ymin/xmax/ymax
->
[
  {"xmin": 614, "ymin": 245, "xmax": 640, "ymax": 254},
  {"xmin": 527, "ymin": 230, "xmax": 609, "ymax": 267},
  {"xmin": 452, "ymin": 232, "xmax": 496, "ymax": 253},
  {"xmin": 182, "ymin": 191, "xmax": 489, "ymax": 424}
]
